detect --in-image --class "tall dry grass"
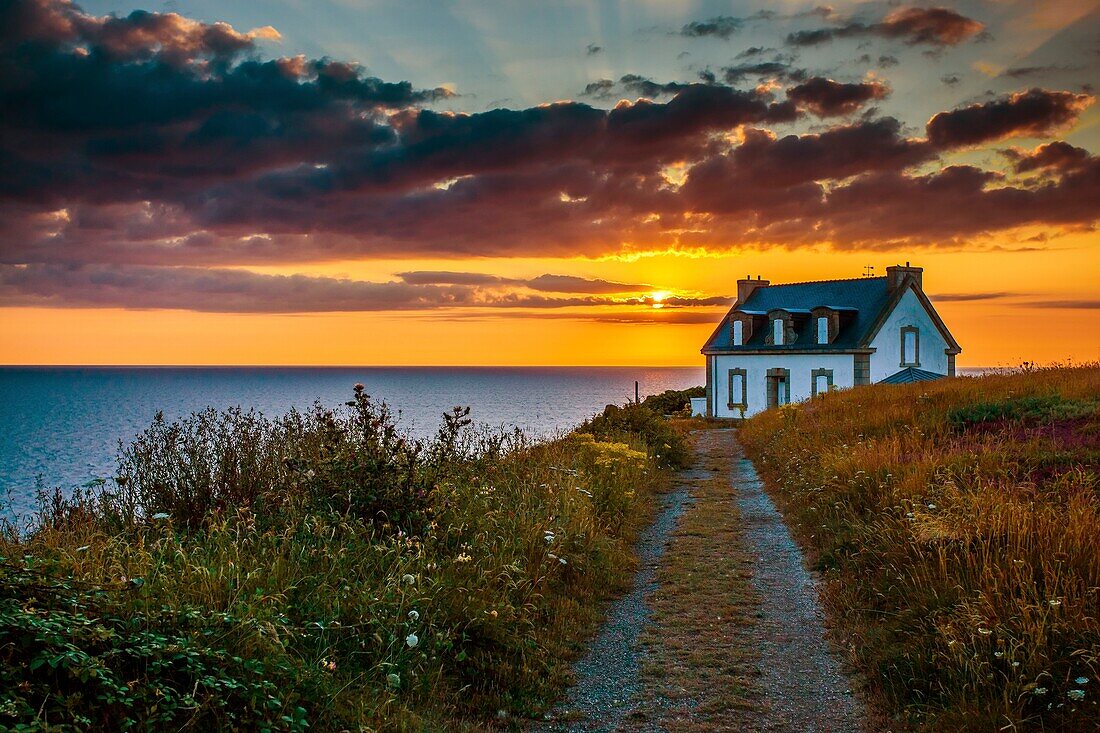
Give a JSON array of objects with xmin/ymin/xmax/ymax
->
[{"xmin": 740, "ymin": 364, "xmax": 1100, "ymax": 731}]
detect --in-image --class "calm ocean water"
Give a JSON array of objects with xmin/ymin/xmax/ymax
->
[{"xmin": 0, "ymin": 366, "xmax": 702, "ymax": 517}]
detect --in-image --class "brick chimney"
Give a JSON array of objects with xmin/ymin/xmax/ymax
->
[
  {"xmin": 886, "ymin": 262, "xmax": 922, "ymax": 292},
  {"xmin": 737, "ymin": 275, "xmax": 769, "ymax": 305}
]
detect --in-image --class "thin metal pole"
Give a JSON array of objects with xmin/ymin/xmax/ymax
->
[{"xmin": 635, "ymin": 380, "xmax": 640, "ymax": 405}]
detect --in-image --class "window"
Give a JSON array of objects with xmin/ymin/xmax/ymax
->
[
  {"xmin": 811, "ymin": 368, "xmax": 833, "ymax": 397},
  {"xmin": 901, "ymin": 326, "xmax": 920, "ymax": 366},
  {"xmin": 732, "ymin": 319, "xmax": 743, "ymax": 346},
  {"xmin": 772, "ymin": 317, "xmax": 784, "ymax": 345},
  {"xmin": 727, "ymin": 368, "xmax": 747, "ymax": 408},
  {"xmin": 817, "ymin": 316, "xmax": 829, "ymax": 345}
]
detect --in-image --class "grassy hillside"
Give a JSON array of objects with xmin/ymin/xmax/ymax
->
[
  {"xmin": 0, "ymin": 388, "xmax": 688, "ymax": 731},
  {"xmin": 740, "ymin": 365, "xmax": 1100, "ymax": 731}
]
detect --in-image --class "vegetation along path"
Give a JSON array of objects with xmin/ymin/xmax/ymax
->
[{"xmin": 539, "ymin": 428, "xmax": 866, "ymax": 732}]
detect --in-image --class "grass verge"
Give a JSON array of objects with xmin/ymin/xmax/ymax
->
[{"xmin": 739, "ymin": 364, "xmax": 1100, "ymax": 732}]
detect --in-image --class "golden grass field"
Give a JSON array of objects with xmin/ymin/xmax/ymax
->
[{"xmin": 740, "ymin": 364, "xmax": 1100, "ymax": 731}]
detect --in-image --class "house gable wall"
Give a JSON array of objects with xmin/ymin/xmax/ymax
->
[{"xmin": 867, "ymin": 287, "xmax": 950, "ymax": 382}]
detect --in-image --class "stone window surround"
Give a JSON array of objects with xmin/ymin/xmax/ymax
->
[
  {"xmin": 810, "ymin": 306, "xmax": 840, "ymax": 345},
  {"xmin": 900, "ymin": 325, "xmax": 920, "ymax": 367},
  {"xmin": 764, "ymin": 310, "xmax": 798, "ymax": 346},
  {"xmin": 727, "ymin": 368, "xmax": 748, "ymax": 408},
  {"xmin": 811, "ymin": 368, "xmax": 833, "ymax": 397}
]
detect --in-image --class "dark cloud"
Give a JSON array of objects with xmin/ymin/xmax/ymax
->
[
  {"xmin": 926, "ymin": 89, "xmax": 1093, "ymax": 148},
  {"xmin": 581, "ymin": 78, "xmax": 615, "ymax": 99},
  {"xmin": 525, "ymin": 274, "xmax": 653, "ymax": 294},
  {"xmin": 929, "ymin": 291, "xmax": 1018, "ymax": 302},
  {"xmin": 878, "ymin": 55, "xmax": 899, "ymax": 67},
  {"xmin": 1001, "ymin": 65, "xmax": 1081, "ymax": 79},
  {"xmin": 1, "ymin": 0, "xmax": 1098, "ymax": 303},
  {"xmin": 716, "ymin": 61, "xmax": 807, "ymax": 84},
  {"xmin": 680, "ymin": 16, "xmax": 745, "ymax": 40},
  {"xmin": 786, "ymin": 77, "xmax": 889, "ymax": 117},
  {"xmin": 0, "ymin": 0, "xmax": 279, "ymax": 66},
  {"xmin": 586, "ymin": 43, "xmax": 602, "ymax": 55},
  {"xmin": 1003, "ymin": 141, "xmax": 1092, "ymax": 174},
  {"xmin": 1023, "ymin": 300, "xmax": 1100, "ymax": 309},
  {"xmin": 397, "ymin": 271, "xmax": 653, "ymax": 294},
  {"xmin": 788, "ymin": 6, "xmax": 984, "ymax": 48},
  {"xmin": 735, "ymin": 46, "xmax": 771, "ymax": 59},
  {"xmin": 941, "ymin": 74, "xmax": 961, "ymax": 86},
  {"xmin": 812, "ymin": 158, "xmax": 1100, "ymax": 247},
  {"xmin": 0, "ymin": 263, "xmax": 700, "ymax": 313}
]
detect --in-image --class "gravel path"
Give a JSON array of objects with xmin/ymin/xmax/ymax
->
[
  {"xmin": 730, "ymin": 435, "xmax": 867, "ymax": 732},
  {"xmin": 538, "ymin": 429, "xmax": 866, "ymax": 732},
  {"xmin": 536, "ymin": 467, "xmax": 700, "ymax": 732}
]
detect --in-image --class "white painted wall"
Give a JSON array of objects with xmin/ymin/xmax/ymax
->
[
  {"xmin": 711, "ymin": 353, "xmax": 855, "ymax": 418},
  {"xmin": 867, "ymin": 288, "xmax": 950, "ymax": 382},
  {"xmin": 689, "ymin": 397, "xmax": 707, "ymax": 417}
]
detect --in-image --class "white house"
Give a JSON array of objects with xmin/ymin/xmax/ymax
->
[{"xmin": 700, "ymin": 264, "xmax": 961, "ymax": 418}]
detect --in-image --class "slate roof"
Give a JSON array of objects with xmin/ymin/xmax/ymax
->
[
  {"xmin": 702, "ymin": 276, "xmax": 893, "ymax": 353},
  {"xmin": 879, "ymin": 367, "xmax": 946, "ymax": 384}
]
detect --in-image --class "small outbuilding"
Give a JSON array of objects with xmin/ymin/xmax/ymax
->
[{"xmin": 700, "ymin": 264, "xmax": 961, "ymax": 418}]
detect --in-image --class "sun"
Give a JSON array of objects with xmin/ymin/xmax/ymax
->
[{"xmin": 649, "ymin": 290, "xmax": 670, "ymax": 309}]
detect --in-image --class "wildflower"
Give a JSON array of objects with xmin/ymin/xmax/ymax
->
[
  {"xmin": 454, "ymin": 553, "xmax": 471, "ymax": 564},
  {"xmin": 1012, "ymin": 662, "xmax": 1020, "ymax": 667},
  {"xmin": 406, "ymin": 633, "xmax": 419, "ymax": 648},
  {"xmin": 1034, "ymin": 687, "xmax": 1048, "ymax": 695},
  {"xmin": 927, "ymin": 503, "xmax": 937, "ymax": 510},
  {"xmin": 1067, "ymin": 689, "xmax": 1085, "ymax": 701},
  {"xmin": 402, "ymin": 573, "xmax": 416, "ymax": 585},
  {"xmin": 994, "ymin": 651, "xmax": 1004, "ymax": 658},
  {"xmin": 151, "ymin": 512, "xmax": 170, "ymax": 520},
  {"xmin": 489, "ymin": 609, "xmax": 498, "ymax": 618},
  {"xmin": 1049, "ymin": 599, "xmax": 1062, "ymax": 607},
  {"xmin": 1075, "ymin": 676, "xmax": 1089, "ymax": 685},
  {"xmin": 320, "ymin": 658, "xmax": 336, "ymax": 672},
  {"xmin": 408, "ymin": 610, "xmax": 420, "ymax": 622},
  {"xmin": 386, "ymin": 673, "xmax": 400, "ymax": 688}
]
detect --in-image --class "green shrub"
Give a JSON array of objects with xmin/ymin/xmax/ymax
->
[
  {"xmin": 577, "ymin": 403, "xmax": 690, "ymax": 469},
  {"xmin": 640, "ymin": 387, "xmax": 705, "ymax": 416},
  {"xmin": 1, "ymin": 387, "xmax": 673, "ymax": 731}
]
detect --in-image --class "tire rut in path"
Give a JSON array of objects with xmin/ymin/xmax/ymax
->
[{"xmin": 730, "ymin": 433, "xmax": 866, "ymax": 732}]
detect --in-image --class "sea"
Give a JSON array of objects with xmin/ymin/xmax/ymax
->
[{"xmin": 0, "ymin": 366, "xmax": 703, "ymax": 518}]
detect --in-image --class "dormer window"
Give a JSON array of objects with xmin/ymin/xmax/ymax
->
[
  {"xmin": 772, "ymin": 317, "xmax": 784, "ymax": 345},
  {"xmin": 733, "ymin": 319, "xmax": 743, "ymax": 346},
  {"xmin": 901, "ymin": 326, "xmax": 920, "ymax": 366},
  {"xmin": 817, "ymin": 317, "xmax": 828, "ymax": 345}
]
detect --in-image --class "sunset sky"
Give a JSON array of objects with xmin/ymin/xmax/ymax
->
[{"xmin": 1, "ymin": 0, "xmax": 1098, "ymax": 366}]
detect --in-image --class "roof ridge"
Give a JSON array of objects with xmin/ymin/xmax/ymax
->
[{"xmin": 758, "ymin": 275, "xmax": 887, "ymax": 288}]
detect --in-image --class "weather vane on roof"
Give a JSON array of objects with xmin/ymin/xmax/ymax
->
[{"xmin": 862, "ymin": 264, "xmax": 876, "ymax": 278}]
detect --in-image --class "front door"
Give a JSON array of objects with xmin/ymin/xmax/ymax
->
[{"xmin": 766, "ymin": 370, "xmax": 790, "ymax": 409}]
